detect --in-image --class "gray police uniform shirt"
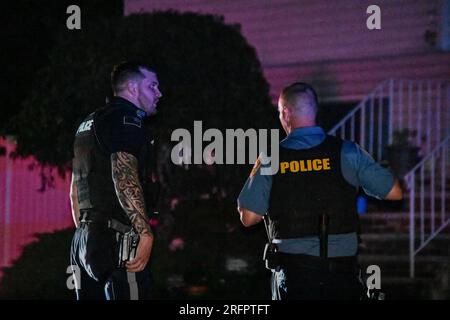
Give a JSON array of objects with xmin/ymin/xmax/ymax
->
[{"xmin": 237, "ymin": 126, "xmax": 395, "ymax": 257}]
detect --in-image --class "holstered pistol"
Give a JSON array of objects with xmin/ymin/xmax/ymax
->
[{"xmin": 118, "ymin": 229, "xmax": 140, "ymax": 268}]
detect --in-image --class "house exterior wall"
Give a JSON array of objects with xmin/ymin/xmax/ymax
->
[{"xmin": 125, "ymin": 0, "xmax": 450, "ymax": 100}]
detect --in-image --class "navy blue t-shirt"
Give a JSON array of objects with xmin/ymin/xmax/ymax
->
[{"xmin": 95, "ymin": 97, "xmax": 148, "ymax": 159}]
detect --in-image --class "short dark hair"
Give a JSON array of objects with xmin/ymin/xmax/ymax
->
[
  {"xmin": 111, "ymin": 62, "xmax": 155, "ymax": 94},
  {"xmin": 280, "ymin": 82, "xmax": 319, "ymax": 115}
]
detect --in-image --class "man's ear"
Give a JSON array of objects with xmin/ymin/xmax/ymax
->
[
  {"xmin": 282, "ymin": 106, "xmax": 291, "ymax": 122},
  {"xmin": 126, "ymin": 80, "xmax": 139, "ymax": 97}
]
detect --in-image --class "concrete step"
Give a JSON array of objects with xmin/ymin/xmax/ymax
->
[
  {"xmin": 363, "ymin": 194, "xmax": 450, "ymax": 213},
  {"xmin": 359, "ymin": 273, "xmax": 450, "ymax": 299},
  {"xmin": 358, "ymin": 254, "xmax": 449, "ymax": 278},
  {"xmin": 368, "ymin": 276, "xmax": 433, "ymax": 299},
  {"xmin": 360, "ymin": 212, "xmax": 450, "ymax": 221},
  {"xmin": 359, "ymin": 208, "xmax": 450, "ymax": 223},
  {"xmin": 402, "ymin": 201, "xmax": 450, "ymax": 213},
  {"xmin": 404, "ymin": 190, "xmax": 450, "ymax": 197},
  {"xmin": 359, "ymin": 233, "xmax": 450, "ymax": 256},
  {"xmin": 359, "ymin": 212, "xmax": 450, "ymax": 234}
]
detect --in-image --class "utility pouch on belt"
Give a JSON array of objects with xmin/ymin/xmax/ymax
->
[
  {"xmin": 117, "ymin": 228, "xmax": 140, "ymax": 268},
  {"xmin": 263, "ymin": 242, "xmax": 280, "ymax": 271},
  {"xmin": 366, "ymin": 288, "xmax": 386, "ymax": 300},
  {"xmin": 262, "ymin": 216, "xmax": 280, "ymax": 271}
]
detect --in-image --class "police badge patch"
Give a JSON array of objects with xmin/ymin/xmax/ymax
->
[
  {"xmin": 123, "ymin": 116, "xmax": 142, "ymax": 128},
  {"xmin": 250, "ymin": 156, "xmax": 262, "ymax": 177}
]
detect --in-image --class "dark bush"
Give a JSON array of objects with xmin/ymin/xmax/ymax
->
[
  {"xmin": 9, "ymin": 10, "xmax": 277, "ymax": 170},
  {"xmin": 0, "ymin": 228, "xmax": 76, "ymax": 300}
]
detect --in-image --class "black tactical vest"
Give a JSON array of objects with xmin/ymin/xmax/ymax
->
[
  {"xmin": 268, "ymin": 135, "xmax": 358, "ymax": 239},
  {"xmin": 72, "ymin": 102, "xmax": 154, "ymax": 224}
]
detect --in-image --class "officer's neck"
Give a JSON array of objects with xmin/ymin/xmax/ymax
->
[
  {"xmin": 115, "ymin": 93, "xmax": 141, "ymax": 111},
  {"xmin": 286, "ymin": 119, "xmax": 316, "ymax": 135}
]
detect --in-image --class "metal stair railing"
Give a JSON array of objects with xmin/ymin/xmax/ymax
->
[
  {"xmin": 329, "ymin": 78, "xmax": 450, "ymax": 163},
  {"xmin": 328, "ymin": 78, "xmax": 450, "ymax": 279},
  {"xmin": 405, "ymin": 135, "xmax": 450, "ymax": 278}
]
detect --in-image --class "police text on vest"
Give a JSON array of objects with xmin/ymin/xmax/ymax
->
[
  {"xmin": 280, "ymin": 158, "xmax": 331, "ymax": 174},
  {"xmin": 76, "ymin": 119, "xmax": 93, "ymax": 134}
]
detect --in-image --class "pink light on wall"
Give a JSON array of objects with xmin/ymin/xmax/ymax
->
[{"xmin": 0, "ymin": 137, "xmax": 73, "ymax": 276}]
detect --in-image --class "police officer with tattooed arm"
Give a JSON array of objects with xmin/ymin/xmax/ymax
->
[
  {"xmin": 237, "ymin": 82, "xmax": 402, "ymax": 300},
  {"xmin": 70, "ymin": 62, "xmax": 162, "ymax": 300}
]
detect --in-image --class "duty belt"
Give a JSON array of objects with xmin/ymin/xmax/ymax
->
[{"xmin": 80, "ymin": 210, "xmax": 133, "ymax": 234}]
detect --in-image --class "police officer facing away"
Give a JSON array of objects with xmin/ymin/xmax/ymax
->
[
  {"xmin": 70, "ymin": 62, "xmax": 162, "ymax": 300},
  {"xmin": 237, "ymin": 82, "xmax": 402, "ymax": 300}
]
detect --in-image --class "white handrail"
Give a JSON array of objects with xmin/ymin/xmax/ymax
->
[
  {"xmin": 405, "ymin": 135, "xmax": 450, "ymax": 278},
  {"xmin": 328, "ymin": 80, "xmax": 388, "ymax": 136},
  {"xmin": 328, "ymin": 78, "xmax": 450, "ymax": 279},
  {"xmin": 407, "ymin": 136, "xmax": 450, "ymax": 174},
  {"xmin": 329, "ymin": 78, "xmax": 450, "ymax": 163}
]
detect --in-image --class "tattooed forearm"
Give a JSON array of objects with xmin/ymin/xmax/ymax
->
[{"xmin": 111, "ymin": 152, "xmax": 153, "ymax": 235}]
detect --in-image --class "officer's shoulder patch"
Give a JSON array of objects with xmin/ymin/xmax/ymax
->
[
  {"xmin": 249, "ymin": 156, "xmax": 262, "ymax": 178},
  {"xmin": 123, "ymin": 115, "xmax": 142, "ymax": 128}
]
